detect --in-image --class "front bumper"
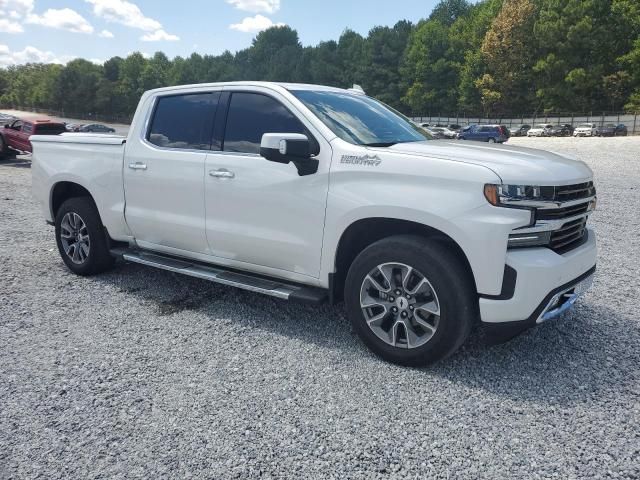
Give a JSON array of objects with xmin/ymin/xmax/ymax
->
[{"xmin": 480, "ymin": 228, "xmax": 596, "ymax": 338}]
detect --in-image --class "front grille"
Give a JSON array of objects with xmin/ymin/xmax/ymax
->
[
  {"xmin": 508, "ymin": 181, "xmax": 595, "ymax": 254},
  {"xmin": 549, "ymin": 217, "xmax": 588, "ymax": 252},
  {"xmin": 555, "ymin": 181, "xmax": 596, "ymax": 202},
  {"xmin": 536, "ymin": 201, "xmax": 590, "ymax": 220}
]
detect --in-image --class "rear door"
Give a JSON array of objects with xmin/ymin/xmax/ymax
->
[
  {"xmin": 18, "ymin": 122, "xmax": 33, "ymax": 151},
  {"xmin": 123, "ymin": 91, "xmax": 221, "ymax": 255},
  {"xmin": 475, "ymin": 126, "xmax": 489, "ymax": 140}
]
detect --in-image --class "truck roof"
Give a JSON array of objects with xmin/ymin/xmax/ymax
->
[{"xmin": 145, "ymin": 81, "xmax": 352, "ymax": 96}]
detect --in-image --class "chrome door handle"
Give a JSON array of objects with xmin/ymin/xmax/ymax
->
[
  {"xmin": 209, "ymin": 169, "xmax": 235, "ymax": 179},
  {"xmin": 128, "ymin": 162, "xmax": 147, "ymax": 170}
]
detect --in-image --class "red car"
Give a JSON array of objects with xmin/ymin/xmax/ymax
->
[{"xmin": 0, "ymin": 118, "xmax": 67, "ymax": 157}]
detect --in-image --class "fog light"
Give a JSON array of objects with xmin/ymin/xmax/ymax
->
[{"xmin": 508, "ymin": 231, "xmax": 551, "ymax": 248}]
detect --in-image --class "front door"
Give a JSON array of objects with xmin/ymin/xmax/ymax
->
[
  {"xmin": 5, "ymin": 120, "xmax": 29, "ymax": 151},
  {"xmin": 123, "ymin": 91, "xmax": 221, "ymax": 255},
  {"xmin": 204, "ymin": 90, "xmax": 330, "ymax": 278}
]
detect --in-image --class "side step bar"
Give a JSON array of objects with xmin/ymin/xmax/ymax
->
[{"xmin": 110, "ymin": 248, "xmax": 328, "ymax": 305}]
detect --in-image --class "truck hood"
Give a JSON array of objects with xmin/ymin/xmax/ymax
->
[{"xmin": 380, "ymin": 140, "xmax": 593, "ymax": 185}]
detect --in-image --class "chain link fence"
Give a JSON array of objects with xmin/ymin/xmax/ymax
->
[{"xmin": 411, "ymin": 112, "xmax": 639, "ymax": 135}]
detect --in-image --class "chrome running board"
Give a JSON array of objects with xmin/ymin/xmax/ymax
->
[{"xmin": 110, "ymin": 248, "xmax": 327, "ymax": 304}]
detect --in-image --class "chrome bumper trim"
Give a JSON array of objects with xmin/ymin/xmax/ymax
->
[{"xmin": 537, "ymin": 273, "xmax": 594, "ymax": 324}]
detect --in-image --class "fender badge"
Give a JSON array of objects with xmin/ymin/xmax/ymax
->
[{"xmin": 340, "ymin": 154, "xmax": 382, "ymax": 167}]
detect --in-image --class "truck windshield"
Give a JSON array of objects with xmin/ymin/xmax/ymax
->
[{"xmin": 291, "ymin": 89, "xmax": 430, "ymax": 146}]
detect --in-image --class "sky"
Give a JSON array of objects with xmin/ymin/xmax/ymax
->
[{"xmin": 0, "ymin": 0, "xmax": 449, "ymax": 67}]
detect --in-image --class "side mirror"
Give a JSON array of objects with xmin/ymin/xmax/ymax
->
[
  {"xmin": 4, "ymin": 124, "xmax": 9, "ymax": 128},
  {"xmin": 260, "ymin": 133, "xmax": 318, "ymax": 176}
]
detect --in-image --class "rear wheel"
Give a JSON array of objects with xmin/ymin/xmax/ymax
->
[
  {"xmin": 54, "ymin": 197, "xmax": 114, "ymax": 275},
  {"xmin": 488, "ymin": 138, "xmax": 496, "ymax": 143},
  {"xmin": 345, "ymin": 235, "xmax": 475, "ymax": 366}
]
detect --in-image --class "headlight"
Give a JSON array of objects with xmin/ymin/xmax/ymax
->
[{"xmin": 483, "ymin": 184, "xmax": 550, "ymax": 208}]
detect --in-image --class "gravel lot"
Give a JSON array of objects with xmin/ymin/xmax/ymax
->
[{"xmin": 1, "ymin": 137, "xmax": 639, "ymax": 479}]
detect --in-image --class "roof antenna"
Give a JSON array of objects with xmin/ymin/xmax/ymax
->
[{"xmin": 349, "ymin": 84, "xmax": 365, "ymax": 95}]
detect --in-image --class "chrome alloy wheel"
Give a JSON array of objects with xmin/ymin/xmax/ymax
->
[
  {"xmin": 360, "ymin": 263, "xmax": 441, "ymax": 349},
  {"xmin": 60, "ymin": 212, "xmax": 90, "ymax": 264}
]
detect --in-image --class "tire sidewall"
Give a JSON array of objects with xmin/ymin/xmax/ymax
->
[
  {"xmin": 54, "ymin": 198, "xmax": 110, "ymax": 275},
  {"xmin": 345, "ymin": 236, "xmax": 474, "ymax": 366}
]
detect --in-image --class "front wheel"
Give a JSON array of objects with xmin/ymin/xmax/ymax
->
[
  {"xmin": 344, "ymin": 235, "xmax": 475, "ymax": 366},
  {"xmin": 0, "ymin": 136, "xmax": 7, "ymax": 159},
  {"xmin": 55, "ymin": 197, "xmax": 115, "ymax": 275},
  {"xmin": 487, "ymin": 138, "xmax": 496, "ymax": 143}
]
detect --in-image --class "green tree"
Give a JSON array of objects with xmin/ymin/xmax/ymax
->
[
  {"xmin": 402, "ymin": 19, "xmax": 457, "ymax": 114},
  {"xmin": 480, "ymin": 0, "xmax": 537, "ymax": 113},
  {"xmin": 360, "ymin": 21, "xmax": 413, "ymax": 108}
]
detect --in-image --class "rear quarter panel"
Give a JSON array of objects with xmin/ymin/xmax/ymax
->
[{"xmin": 31, "ymin": 135, "xmax": 131, "ymax": 240}]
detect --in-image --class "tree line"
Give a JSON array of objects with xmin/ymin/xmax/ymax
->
[{"xmin": 1, "ymin": 0, "xmax": 639, "ymax": 119}]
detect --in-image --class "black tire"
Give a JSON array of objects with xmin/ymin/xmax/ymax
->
[
  {"xmin": 487, "ymin": 138, "xmax": 496, "ymax": 143},
  {"xmin": 344, "ymin": 235, "xmax": 476, "ymax": 366},
  {"xmin": 54, "ymin": 197, "xmax": 115, "ymax": 276},
  {"xmin": 0, "ymin": 135, "xmax": 7, "ymax": 159}
]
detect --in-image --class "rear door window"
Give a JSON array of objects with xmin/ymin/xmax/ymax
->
[
  {"xmin": 222, "ymin": 92, "xmax": 306, "ymax": 154},
  {"xmin": 148, "ymin": 92, "xmax": 220, "ymax": 150}
]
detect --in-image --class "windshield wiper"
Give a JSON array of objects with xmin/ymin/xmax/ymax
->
[{"xmin": 362, "ymin": 142, "xmax": 397, "ymax": 147}]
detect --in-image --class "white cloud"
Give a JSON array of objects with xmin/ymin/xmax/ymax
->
[
  {"xmin": 229, "ymin": 14, "xmax": 284, "ymax": 33},
  {"xmin": 27, "ymin": 8, "xmax": 94, "ymax": 34},
  {"xmin": 0, "ymin": 44, "xmax": 76, "ymax": 67},
  {"xmin": 98, "ymin": 29, "xmax": 114, "ymax": 38},
  {"xmin": 227, "ymin": 0, "xmax": 280, "ymax": 14},
  {"xmin": 0, "ymin": 0, "xmax": 34, "ymax": 18},
  {"xmin": 141, "ymin": 29, "xmax": 179, "ymax": 42},
  {"xmin": 85, "ymin": 0, "xmax": 161, "ymax": 31},
  {"xmin": 0, "ymin": 0, "xmax": 33, "ymax": 33},
  {"xmin": 0, "ymin": 18, "xmax": 23, "ymax": 33}
]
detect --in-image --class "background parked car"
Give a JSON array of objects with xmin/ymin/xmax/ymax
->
[
  {"xmin": 549, "ymin": 124, "xmax": 574, "ymax": 136},
  {"xmin": 527, "ymin": 124, "xmax": 553, "ymax": 137},
  {"xmin": 79, "ymin": 123, "xmax": 116, "ymax": 133},
  {"xmin": 425, "ymin": 127, "xmax": 447, "ymax": 139},
  {"xmin": 509, "ymin": 124, "xmax": 531, "ymax": 136},
  {"xmin": 597, "ymin": 123, "xmax": 617, "ymax": 136},
  {"xmin": 574, "ymin": 123, "xmax": 598, "ymax": 137},
  {"xmin": 427, "ymin": 126, "xmax": 457, "ymax": 139},
  {"xmin": 447, "ymin": 124, "xmax": 462, "ymax": 132},
  {"xmin": 0, "ymin": 118, "xmax": 66, "ymax": 157},
  {"xmin": 597, "ymin": 123, "xmax": 627, "ymax": 136},
  {"xmin": 458, "ymin": 124, "xmax": 508, "ymax": 143},
  {"xmin": 613, "ymin": 123, "xmax": 628, "ymax": 136}
]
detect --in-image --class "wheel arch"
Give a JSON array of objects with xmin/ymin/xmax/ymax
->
[
  {"xmin": 50, "ymin": 181, "xmax": 96, "ymax": 219},
  {"xmin": 329, "ymin": 217, "xmax": 477, "ymax": 304}
]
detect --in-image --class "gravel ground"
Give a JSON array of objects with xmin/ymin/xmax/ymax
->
[{"xmin": 1, "ymin": 137, "xmax": 639, "ymax": 479}]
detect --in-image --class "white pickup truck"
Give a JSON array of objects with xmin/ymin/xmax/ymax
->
[{"xmin": 31, "ymin": 82, "xmax": 597, "ymax": 366}]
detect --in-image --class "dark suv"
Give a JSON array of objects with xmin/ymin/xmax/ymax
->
[{"xmin": 458, "ymin": 125, "xmax": 508, "ymax": 143}]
